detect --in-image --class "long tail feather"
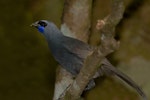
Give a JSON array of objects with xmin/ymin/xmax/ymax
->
[{"xmin": 101, "ymin": 59, "xmax": 147, "ymax": 100}]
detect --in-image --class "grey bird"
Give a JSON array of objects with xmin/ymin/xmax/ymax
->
[{"xmin": 31, "ymin": 20, "xmax": 147, "ymax": 100}]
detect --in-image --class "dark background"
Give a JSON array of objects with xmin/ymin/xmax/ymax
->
[{"xmin": 0, "ymin": 0, "xmax": 149, "ymax": 100}]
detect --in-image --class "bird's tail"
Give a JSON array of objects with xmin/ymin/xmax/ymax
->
[{"xmin": 101, "ymin": 59, "xmax": 147, "ymax": 100}]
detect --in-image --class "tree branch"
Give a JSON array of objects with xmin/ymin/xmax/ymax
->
[
  {"xmin": 61, "ymin": 0, "xmax": 92, "ymax": 42},
  {"xmin": 53, "ymin": 0, "xmax": 92, "ymax": 100},
  {"xmin": 53, "ymin": 0, "xmax": 125, "ymax": 100}
]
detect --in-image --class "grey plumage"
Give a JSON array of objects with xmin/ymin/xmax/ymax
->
[{"xmin": 31, "ymin": 20, "xmax": 147, "ymax": 100}]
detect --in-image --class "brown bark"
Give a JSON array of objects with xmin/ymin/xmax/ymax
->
[
  {"xmin": 53, "ymin": 0, "xmax": 125, "ymax": 100},
  {"xmin": 53, "ymin": 0, "xmax": 92, "ymax": 100},
  {"xmin": 61, "ymin": 0, "xmax": 92, "ymax": 42}
]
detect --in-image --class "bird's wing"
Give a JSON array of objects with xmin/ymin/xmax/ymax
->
[{"xmin": 61, "ymin": 36, "xmax": 93, "ymax": 59}]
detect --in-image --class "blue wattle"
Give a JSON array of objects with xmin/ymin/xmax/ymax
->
[{"xmin": 38, "ymin": 26, "xmax": 45, "ymax": 33}]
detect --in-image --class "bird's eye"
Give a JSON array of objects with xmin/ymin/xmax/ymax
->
[{"xmin": 38, "ymin": 21, "xmax": 47, "ymax": 27}]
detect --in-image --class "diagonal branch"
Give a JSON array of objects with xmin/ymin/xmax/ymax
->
[
  {"xmin": 61, "ymin": 0, "xmax": 125, "ymax": 100},
  {"xmin": 53, "ymin": 0, "xmax": 125, "ymax": 100}
]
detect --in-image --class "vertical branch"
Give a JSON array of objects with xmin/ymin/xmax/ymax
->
[
  {"xmin": 53, "ymin": 0, "xmax": 92, "ymax": 100},
  {"xmin": 53, "ymin": 67, "xmax": 73, "ymax": 100},
  {"xmin": 61, "ymin": 0, "xmax": 92, "ymax": 42}
]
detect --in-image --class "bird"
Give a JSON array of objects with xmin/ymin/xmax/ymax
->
[{"xmin": 31, "ymin": 20, "xmax": 147, "ymax": 100}]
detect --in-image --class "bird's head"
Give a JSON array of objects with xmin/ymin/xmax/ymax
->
[
  {"xmin": 31, "ymin": 20, "xmax": 61, "ymax": 34},
  {"xmin": 31, "ymin": 20, "xmax": 63, "ymax": 41},
  {"xmin": 31, "ymin": 20, "xmax": 50, "ymax": 33}
]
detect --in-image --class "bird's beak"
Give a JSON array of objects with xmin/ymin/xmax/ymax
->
[{"xmin": 30, "ymin": 21, "xmax": 39, "ymax": 28}]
